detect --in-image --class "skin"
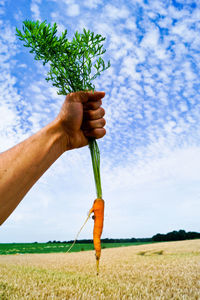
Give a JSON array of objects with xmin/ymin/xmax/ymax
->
[{"xmin": 0, "ymin": 91, "xmax": 106, "ymax": 225}]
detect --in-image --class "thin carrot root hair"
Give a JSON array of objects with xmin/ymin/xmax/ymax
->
[{"xmin": 66, "ymin": 212, "xmax": 92, "ymax": 253}]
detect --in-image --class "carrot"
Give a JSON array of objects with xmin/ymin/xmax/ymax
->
[
  {"xmin": 67, "ymin": 198, "xmax": 104, "ymax": 275},
  {"xmin": 88, "ymin": 139, "xmax": 105, "ymax": 274},
  {"xmin": 89, "ymin": 198, "xmax": 105, "ymax": 274},
  {"xmin": 67, "ymin": 140, "xmax": 105, "ymax": 275}
]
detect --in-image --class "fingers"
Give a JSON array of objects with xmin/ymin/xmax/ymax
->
[
  {"xmin": 82, "ymin": 116, "xmax": 106, "ymax": 140},
  {"xmin": 84, "ymin": 107, "xmax": 105, "ymax": 120},
  {"xmin": 83, "ymin": 118, "xmax": 106, "ymax": 130},
  {"xmin": 83, "ymin": 99, "xmax": 102, "ymax": 110},
  {"xmin": 67, "ymin": 91, "xmax": 106, "ymax": 140},
  {"xmin": 83, "ymin": 99, "xmax": 106, "ymax": 140},
  {"xmin": 84, "ymin": 128, "xmax": 106, "ymax": 139},
  {"xmin": 87, "ymin": 91, "xmax": 105, "ymax": 101}
]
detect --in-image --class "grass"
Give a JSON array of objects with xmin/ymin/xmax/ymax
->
[
  {"xmin": 0, "ymin": 242, "xmax": 151, "ymax": 255},
  {"xmin": 0, "ymin": 240, "xmax": 199, "ymax": 299}
]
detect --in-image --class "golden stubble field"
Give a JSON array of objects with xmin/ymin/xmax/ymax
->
[{"xmin": 0, "ymin": 239, "xmax": 200, "ymax": 299}]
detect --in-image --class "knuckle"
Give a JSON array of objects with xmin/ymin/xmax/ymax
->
[
  {"xmin": 91, "ymin": 102, "xmax": 98, "ymax": 110},
  {"xmin": 103, "ymin": 118, "xmax": 106, "ymax": 126},
  {"xmin": 100, "ymin": 107, "xmax": 105, "ymax": 117},
  {"xmin": 96, "ymin": 128, "xmax": 106, "ymax": 139},
  {"xmin": 67, "ymin": 92, "xmax": 73, "ymax": 100},
  {"xmin": 86, "ymin": 107, "xmax": 105, "ymax": 120},
  {"xmin": 98, "ymin": 99, "xmax": 102, "ymax": 107},
  {"xmin": 95, "ymin": 100, "xmax": 101, "ymax": 109},
  {"xmin": 100, "ymin": 118, "xmax": 106, "ymax": 127},
  {"xmin": 91, "ymin": 110, "xmax": 96, "ymax": 118},
  {"xmin": 68, "ymin": 92, "xmax": 77, "ymax": 102},
  {"xmin": 85, "ymin": 110, "xmax": 93, "ymax": 118}
]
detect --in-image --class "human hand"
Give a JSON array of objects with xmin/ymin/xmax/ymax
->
[{"xmin": 56, "ymin": 91, "xmax": 106, "ymax": 150}]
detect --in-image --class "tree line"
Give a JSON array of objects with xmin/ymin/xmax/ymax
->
[
  {"xmin": 47, "ymin": 238, "xmax": 151, "ymax": 244},
  {"xmin": 46, "ymin": 229, "xmax": 200, "ymax": 244},
  {"xmin": 152, "ymin": 229, "xmax": 200, "ymax": 242}
]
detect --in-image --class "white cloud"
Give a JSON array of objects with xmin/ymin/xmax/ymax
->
[
  {"xmin": 125, "ymin": 18, "xmax": 136, "ymax": 30},
  {"xmin": 60, "ymin": 0, "xmax": 75, "ymax": 4},
  {"xmin": 120, "ymin": 56, "xmax": 141, "ymax": 80},
  {"xmin": 146, "ymin": 0, "xmax": 167, "ymax": 16},
  {"xmin": 0, "ymin": 0, "xmax": 5, "ymax": 15},
  {"xmin": 104, "ymin": 4, "xmax": 130, "ymax": 20},
  {"xmin": 66, "ymin": 4, "xmax": 80, "ymax": 17},
  {"xmin": 30, "ymin": 0, "xmax": 42, "ymax": 20},
  {"xmin": 140, "ymin": 27, "xmax": 160, "ymax": 49},
  {"xmin": 83, "ymin": 0, "xmax": 103, "ymax": 9},
  {"xmin": 0, "ymin": 21, "xmax": 27, "ymax": 151}
]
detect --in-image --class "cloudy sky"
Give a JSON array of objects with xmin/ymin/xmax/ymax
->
[{"xmin": 0, "ymin": 0, "xmax": 200, "ymax": 243}]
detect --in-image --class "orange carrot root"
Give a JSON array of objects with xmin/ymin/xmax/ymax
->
[
  {"xmin": 89, "ymin": 198, "xmax": 104, "ymax": 274},
  {"xmin": 67, "ymin": 198, "xmax": 104, "ymax": 275}
]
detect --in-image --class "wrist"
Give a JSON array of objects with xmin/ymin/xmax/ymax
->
[{"xmin": 47, "ymin": 118, "xmax": 71, "ymax": 153}]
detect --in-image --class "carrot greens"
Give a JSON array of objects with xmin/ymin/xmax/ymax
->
[{"xmin": 16, "ymin": 20, "xmax": 110, "ymax": 199}]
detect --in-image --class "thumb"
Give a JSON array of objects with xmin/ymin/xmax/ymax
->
[{"xmin": 67, "ymin": 91, "xmax": 105, "ymax": 103}]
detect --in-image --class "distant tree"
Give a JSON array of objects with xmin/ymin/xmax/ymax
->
[
  {"xmin": 187, "ymin": 231, "xmax": 200, "ymax": 239},
  {"xmin": 152, "ymin": 234, "xmax": 166, "ymax": 242},
  {"xmin": 152, "ymin": 229, "xmax": 200, "ymax": 242}
]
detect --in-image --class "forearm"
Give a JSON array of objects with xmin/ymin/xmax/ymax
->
[{"xmin": 0, "ymin": 119, "xmax": 68, "ymax": 225}]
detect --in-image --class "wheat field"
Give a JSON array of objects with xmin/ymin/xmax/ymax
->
[{"xmin": 0, "ymin": 239, "xmax": 199, "ymax": 299}]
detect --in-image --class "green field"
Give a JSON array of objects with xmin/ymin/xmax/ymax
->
[{"xmin": 0, "ymin": 242, "xmax": 151, "ymax": 255}]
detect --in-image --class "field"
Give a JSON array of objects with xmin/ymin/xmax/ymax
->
[
  {"xmin": 0, "ymin": 240, "xmax": 199, "ymax": 299},
  {"xmin": 0, "ymin": 242, "xmax": 150, "ymax": 255}
]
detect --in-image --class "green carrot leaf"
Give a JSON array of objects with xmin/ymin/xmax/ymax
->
[{"xmin": 16, "ymin": 19, "xmax": 110, "ymax": 198}]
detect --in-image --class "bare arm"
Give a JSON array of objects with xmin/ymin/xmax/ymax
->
[{"xmin": 0, "ymin": 91, "xmax": 106, "ymax": 225}]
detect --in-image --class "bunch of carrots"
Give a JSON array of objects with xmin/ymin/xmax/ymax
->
[{"xmin": 16, "ymin": 20, "xmax": 110, "ymax": 274}]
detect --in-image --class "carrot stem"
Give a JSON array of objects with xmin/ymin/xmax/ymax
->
[{"xmin": 89, "ymin": 139, "xmax": 102, "ymax": 199}]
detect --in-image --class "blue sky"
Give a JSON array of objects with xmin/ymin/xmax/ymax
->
[{"xmin": 0, "ymin": 0, "xmax": 200, "ymax": 242}]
